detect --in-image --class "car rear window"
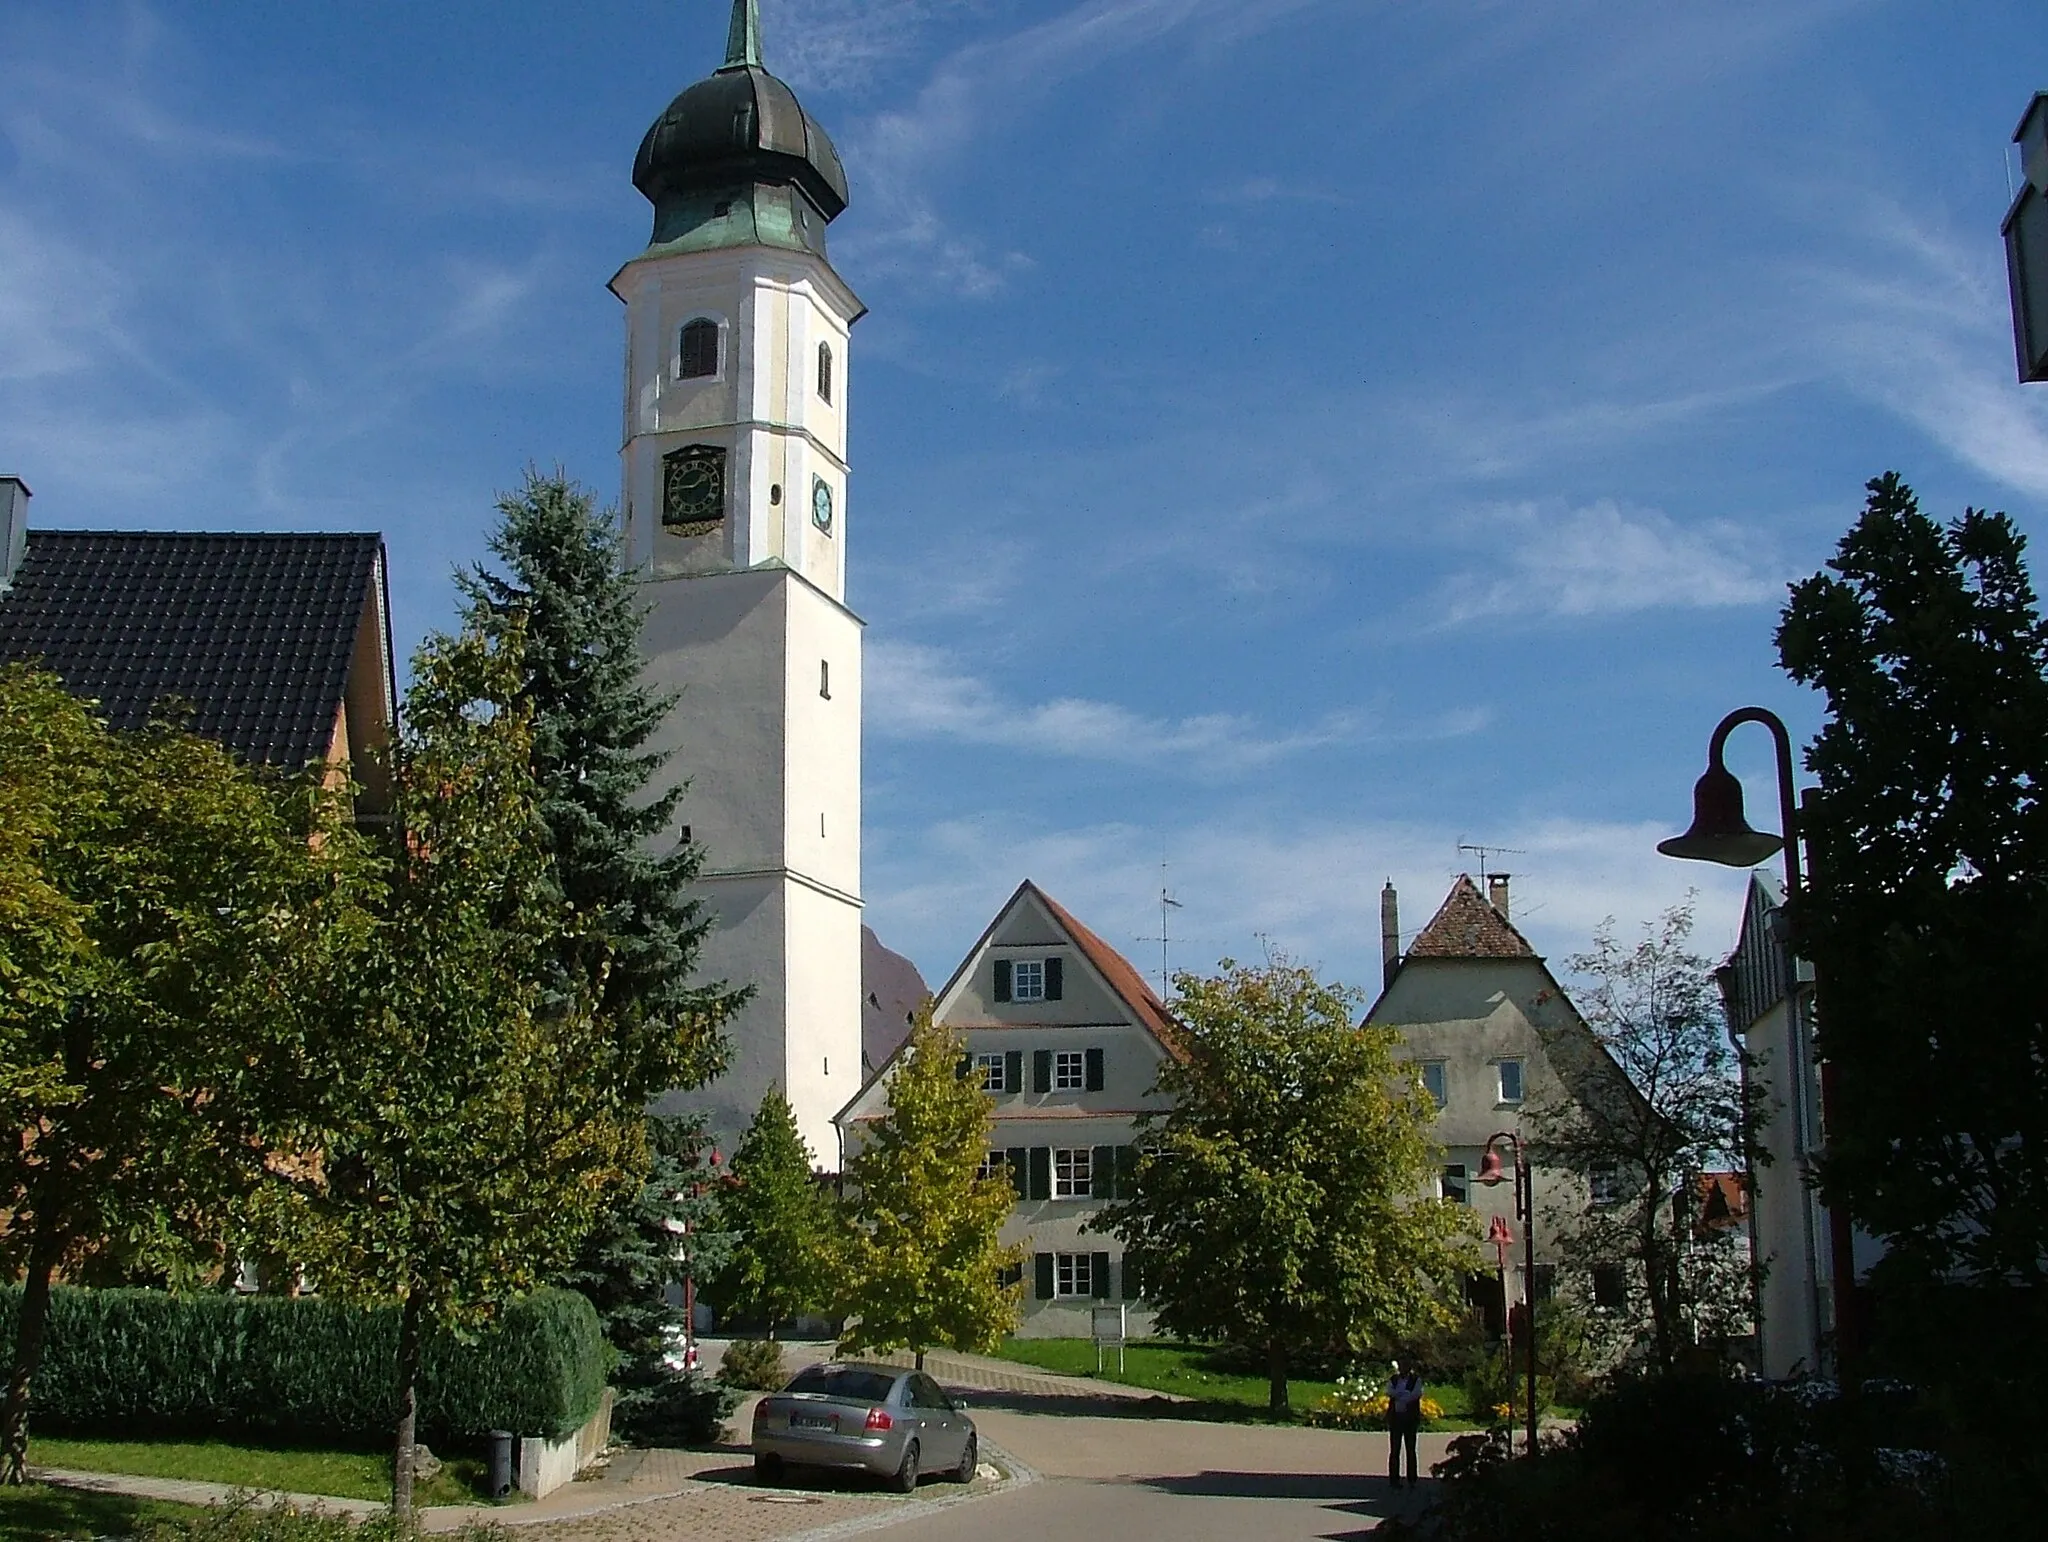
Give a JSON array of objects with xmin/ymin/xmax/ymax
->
[{"xmin": 785, "ymin": 1367, "xmax": 898, "ymax": 1403}]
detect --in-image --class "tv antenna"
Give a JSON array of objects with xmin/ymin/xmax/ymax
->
[
  {"xmin": 1457, "ymin": 840, "xmax": 1525, "ymax": 880},
  {"xmin": 1135, "ymin": 862, "xmax": 1184, "ymax": 997}
]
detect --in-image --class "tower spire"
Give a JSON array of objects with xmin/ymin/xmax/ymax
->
[{"xmin": 724, "ymin": 0, "xmax": 762, "ymax": 68}]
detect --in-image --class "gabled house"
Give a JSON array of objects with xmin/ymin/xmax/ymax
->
[
  {"xmin": 0, "ymin": 478, "xmax": 396, "ymax": 821},
  {"xmin": 837, "ymin": 880, "xmax": 1182, "ymax": 1335},
  {"xmin": 1369, "ymin": 874, "xmax": 1649, "ymax": 1323}
]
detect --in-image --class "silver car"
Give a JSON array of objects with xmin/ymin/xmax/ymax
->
[{"xmin": 751, "ymin": 1362, "xmax": 979, "ymax": 1492}]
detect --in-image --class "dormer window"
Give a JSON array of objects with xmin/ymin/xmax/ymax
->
[
  {"xmin": 679, "ymin": 317, "xmax": 719, "ymax": 380},
  {"xmin": 818, "ymin": 342, "xmax": 834, "ymax": 403}
]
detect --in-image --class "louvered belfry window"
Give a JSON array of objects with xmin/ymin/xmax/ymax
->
[
  {"xmin": 679, "ymin": 318, "xmax": 719, "ymax": 380},
  {"xmin": 818, "ymin": 342, "xmax": 833, "ymax": 402}
]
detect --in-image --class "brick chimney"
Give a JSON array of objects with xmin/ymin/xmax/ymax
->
[
  {"xmin": 1381, "ymin": 879, "xmax": 1400, "ymax": 989},
  {"xmin": 0, "ymin": 476, "xmax": 28, "ymax": 594},
  {"xmin": 1486, "ymin": 873, "xmax": 1511, "ymax": 919}
]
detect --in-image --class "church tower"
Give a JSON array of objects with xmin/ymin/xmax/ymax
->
[{"xmin": 614, "ymin": 0, "xmax": 865, "ymax": 1164}]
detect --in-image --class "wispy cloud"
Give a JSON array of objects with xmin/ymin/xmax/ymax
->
[
  {"xmin": 869, "ymin": 637, "xmax": 1477, "ymax": 773},
  {"xmin": 1427, "ymin": 499, "xmax": 1787, "ymax": 628}
]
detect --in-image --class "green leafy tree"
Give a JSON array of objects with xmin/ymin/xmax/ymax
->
[
  {"xmin": 457, "ymin": 469, "xmax": 745, "ymax": 1094},
  {"xmin": 709, "ymin": 1088, "xmax": 839, "ymax": 1337},
  {"xmin": 1776, "ymin": 472, "xmax": 2048, "ymax": 1288},
  {"xmin": 1102, "ymin": 956, "xmax": 1475, "ymax": 1413},
  {"xmin": 836, "ymin": 1003, "xmax": 1022, "ymax": 1368},
  {"xmin": 557, "ymin": 1114, "xmax": 735, "ymax": 1443},
  {"xmin": 1531, "ymin": 903, "xmax": 1760, "ymax": 1372},
  {"xmin": 270, "ymin": 623, "xmax": 643, "ymax": 1517},
  {"xmin": 0, "ymin": 665, "xmax": 367, "ymax": 1483}
]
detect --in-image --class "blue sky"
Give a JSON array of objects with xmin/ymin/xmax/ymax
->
[{"xmin": 6, "ymin": 0, "xmax": 2048, "ymax": 998}]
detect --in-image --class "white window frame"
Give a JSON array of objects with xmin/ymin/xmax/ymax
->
[
  {"xmin": 1591, "ymin": 1162, "xmax": 1628, "ymax": 1207},
  {"xmin": 1012, "ymin": 960, "xmax": 1045, "ymax": 1002},
  {"xmin": 974, "ymin": 1052, "xmax": 1008, "ymax": 1093},
  {"xmin": 976, "ymin": 1150, "xmax": 1004, "ymax": 1183},
  {"xmin": 1495, "ymin": 1058, "xmax": 1525, "ymax": 1105},
  {"xmin": 1053, "ymin": 1049, "xmax": 1086, "ymax": 1092},
  {"xmin": 1420, "ymin": 1060, "xmax": 1447, "ymax": 1109},
  {"xmin": 1053, "ymin": 1147, "xmax": 1093, "ymax": 1199},
  {"xmin": 1054, "ymin": 1252, "xmax": 1094, "ymax": 1298}
]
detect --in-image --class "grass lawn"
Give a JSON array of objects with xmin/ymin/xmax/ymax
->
[
  {"xmin": 0, "ymin": 1482, "xmax": 211, "ymax": 1542},
  {"xmin": 986, "ymin": 1338, "xmax": 1480, "ymax": 1424},
  {"xmin": 27, "ymin": 1435, "xmax": 498, "ymax": 1507}
]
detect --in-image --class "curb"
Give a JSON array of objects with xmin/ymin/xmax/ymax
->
[{"xmin": 776, "ymin": 1442, "xmax": 1039, "ymax": 1542}]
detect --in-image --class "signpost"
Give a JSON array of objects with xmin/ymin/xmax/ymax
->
[{"xmin": 1092, "ymin": 1304, "xmax": 1128, "ymax": 1375}]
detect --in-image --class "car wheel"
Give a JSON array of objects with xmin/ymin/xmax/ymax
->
[
  {"xmin": 890, "ymin": 1440, "xmax": 920, "ymax": 1494},
  {"xmin": 951, "ymin": 1432, "xmax": 978, "ymax": 1483},
  {"xmin": 754, "ymin": 1452, "xmax": 785, "ymax": 1485}
]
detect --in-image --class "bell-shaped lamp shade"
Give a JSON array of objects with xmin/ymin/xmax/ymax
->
[
  {"xmin": 1657, "ymin": 764, "xmax": 1785, "ymax": 868},
  {"xmin": 1486, "ymin": 1213, "xmax": 1514, "ymax": 1247},
  {"xmin": 1475, "ymin": 1147, "xmax": 1509, "ymax": 1186}
]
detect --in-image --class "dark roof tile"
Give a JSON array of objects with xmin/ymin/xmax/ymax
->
[{"xmin": 1406, "ymin": 875, "xmax": 1538, "ymax": 960}]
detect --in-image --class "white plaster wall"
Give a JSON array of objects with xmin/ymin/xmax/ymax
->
[
  {"xmin": 1745, "ymin": 995, "xmax": 1826, "ymax": 1378},
  {"xmin": 782, "ymin": 579, "xmax": 861, "ymax": 901},
  {"xmin": 654, "ymin": 874, "xmax": 788, "ymax": 1152},
  {"xmin": 782, "ymin": 879, "xmax": 865, "ymax": 1167}
]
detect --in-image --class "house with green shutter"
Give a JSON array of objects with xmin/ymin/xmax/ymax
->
[{"xmin": 836, "ymin": 880, "xmax": 1182, "ymax": 1335}]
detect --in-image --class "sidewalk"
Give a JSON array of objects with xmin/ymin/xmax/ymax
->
[{"xmin": 855, "ymin": 1346, "xmax": 1186, "ymax": 1404}]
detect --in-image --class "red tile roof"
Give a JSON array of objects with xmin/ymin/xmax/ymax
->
[
  {"xmin": 1694, "ymin": 1171, "xmax": 1750, "ymax": 1235},
  {"xmin": 1405, "ymin": 875, "xmax": 1537, "ymax": 960},
  {"xmin": 1029, "ymin": 883, "xmax": 1188, "ymax": 1062}
]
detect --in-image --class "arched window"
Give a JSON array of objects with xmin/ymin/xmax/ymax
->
[
  {"xmin": 661, "ymin": 444, "xmax": 726, "ymax": 534},
  {"xmin": 817, "ymin": 341, "xmax": 834, "ymax": 403},
  {"xmin": 679, "ymin": 318, "xmax": 719, "ymax": 380}
]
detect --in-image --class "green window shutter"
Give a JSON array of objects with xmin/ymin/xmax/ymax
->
[
  {"xmin": 1085, "ymin": 1047, "xmax": 1105, "ymax": 1092},
  {"xmin": 1028, "ymin": 1146, "xmax": 1052, "ymax": 1201},
  {"xmin": 993, "ymin": 960, "xmax": 1012, "ymax": 1002},
  {"xmin": 1032, "ymin": 1049, "xmax": 1052, "ymax": 1093},
  {"xmin": 1006, "ymin": 1147, "xmax": 1029, "ymax": 1198},
  {"xmin": 1122, "ymin": 1250, "xmax": 1143, "ymax": 1301},
  {"xmin": 1091, "ymin": 1145, "xmax": 1117, "ymax": 1200},
  {"xmin": 956, "ymin": 1052, "xmax": 972, "ymax": 1080},
  {"xmin": 1004, "ymin": 1049, "xmax": 1023, "ymax": 1092},
  {"xmin": 1118, "ymin": 1145, "xmax": 1140, "ymax": 1198},
  {"xmin": 1091, "ymin": 1252, "xmax": 1113, "ymax": 1299},
  {"xmin": 1045, "ymin": 957, "xmax": 1064, "ymax": 1000},
  {"xmin": 1034, "ymin": 1252, "xmax": 1055, "ymax": 1300}
]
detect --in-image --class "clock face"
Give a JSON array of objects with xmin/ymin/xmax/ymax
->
[
  {"xmin": 811, "ymin": 476, "xmax": 834, "ymax": 532},
  {"xmin": 662, "ymin": 445, "xmax": 725, "ymax": 536}
]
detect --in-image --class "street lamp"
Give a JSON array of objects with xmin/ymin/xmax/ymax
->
[
  {"xmin": 1658, "ymin": 706, "xmax": 1855, "ymax": 1375},
  {"xmin": 1475, "ymin": 1132, "xmax": 1537, "ymax": 1455}
]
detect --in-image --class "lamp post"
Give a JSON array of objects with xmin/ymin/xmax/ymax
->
[
  {"xmin": 1476, "ymin": 1132, "xmax": 1537, "ymax": 1454},
  {"xmin": 1657, "ymin": 706, "xmax": 1854, "ymax": 1375}
]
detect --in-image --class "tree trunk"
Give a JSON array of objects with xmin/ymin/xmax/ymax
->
[
  {"xmin": 0, "ymin": 1224, "xmax": 62, "ymax": 1486},
  {"xmin": 1266, "ymin": 1342, "xmax": 1288, "ymax": 1415},
  {"xmin": 392, "ymin": 1292, "xmax": 423, "ymax": 1517},
  {"xmin": 915, "ymin": 1346, "xmax": 925, "ymax": 1371}
]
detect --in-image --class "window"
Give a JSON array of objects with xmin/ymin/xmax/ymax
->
[
  {"xmin": 1420, "ymin": 1061, "xmax": 1447, "ymax": 1108},
  {"xmin": 1054, "ymin": 1252, "xmax": 1094, "ymax": 1298},
  {"xmin": 1013, "ymin": 960, "xmax": 1045, "ymax": 1001},
  {"xmin": 974, "ymin": 1053, "xmax": 1008, "ymax": 1093},
  {"xmin": 1591, "ymin": 1163, "xmax": 1628, "ymax": 1206},
  {"xmin": 993, "ymin": 957, "xmax": 1063, "ymax": 1004},
  {"xmin": 661, "ymin": 444, "xmax": 726, "ymax": 534},
  {"xmin": 975, "ymin": 1149, "xmax": 1004, "ymax": 1183},
  {"xmin": 1441, "ymin": 1163, "xmax": 1469, "ymax": 1205},
  {"xmin": 679, "ymin": 317, "xmax": 719, "ymax": 379},
  {"xmin": 1053, "ymin": 1147, "xmax": 1093, "ymax": 1199},
  {"xmin": 1054, "ymin": 1050, "xmax": 1086, "ymax": 1091},
  {"xmin": 820, "ymin": 659, "xmax": 831, "ymax": 699},
  {"xmin": 1496, "ymin": 1059, "xmax": 1525, "ymax": 1105},
  {"xmin": 818, "ymin": 341, "xmax": 834, "ymax": 402},
  {"xmin": 1592, "ymin": 1263, "xmax": 1628, "ymax": 1312}
]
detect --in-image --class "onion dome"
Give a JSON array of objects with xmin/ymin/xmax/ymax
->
[{"xmin": 632, "ymin": 1, "xmax": 849, "ymax": 256}]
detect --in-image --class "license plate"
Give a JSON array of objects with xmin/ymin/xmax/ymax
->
[{"xmin": 791, "ymin": 1413, "xmax": 835, "ymax": 1431}]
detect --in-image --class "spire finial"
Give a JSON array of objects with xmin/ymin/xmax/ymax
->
[{"xmin": 724, "ymin": 0, "xmax": 762, "ymax": 68}]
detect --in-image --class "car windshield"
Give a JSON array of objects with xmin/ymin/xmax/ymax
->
[{"xmin": 785, "ymin": 1367, "xmax": 898, "ymax": 1403}]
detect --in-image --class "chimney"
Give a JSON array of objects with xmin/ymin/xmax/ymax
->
[
  {"xmin": 1487, "ymin": 873, "xmax": 1511, "ymax": 919},
  {"xmin": 0, "ymin": 476, "xmax": 28, "ymax": 594},
  {"xmin": 1380, "ymin": 880, "xmax": 1400, "ymax": 989}
]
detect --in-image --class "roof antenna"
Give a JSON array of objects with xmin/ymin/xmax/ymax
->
[
  {"xmin": 1457, "ymin": 840, "xmax": 1525, "ymax": 881},
  {"xmin": 1135, "ymin": 860, "xmax": 1183, "ymax": 997}
]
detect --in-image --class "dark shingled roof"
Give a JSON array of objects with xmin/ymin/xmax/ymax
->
[
  {"xmin": 0, "ymin": 530, "xmax": 383, "ymax": 769},
  {"xmin": 1406, "ymin": 875, "xmax": 1538, "ymax": 960}
]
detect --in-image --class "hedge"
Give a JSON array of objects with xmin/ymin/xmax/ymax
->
[{"xmin": 0, "ymin": 1285, "xmax": 607, "ymax": 1446}]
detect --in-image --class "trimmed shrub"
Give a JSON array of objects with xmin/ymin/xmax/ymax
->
[
  {"xmin": 133, "ymin": 1497, "xmax": 510, "ymax": 1541},
  {"xmin": 613, "ymin": 1368, "xmax": 736, "ymax": 1446},
  {"xmin": 716, "ymin": 1338, "xmax": 786, "ymax": 1391},
  {"xmin": 0, "ymin": 1285, "xmax": 605, "ymax": 1445}
]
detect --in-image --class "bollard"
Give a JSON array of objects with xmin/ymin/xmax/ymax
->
[{"xmin": 487, "ymin": 1430, "xmax": 515, "ymax": 1499}]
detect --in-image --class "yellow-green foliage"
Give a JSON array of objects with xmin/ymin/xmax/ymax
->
[
  {"xmin": 836, "ymin": 1002, "xmax": 1023, "ymax": 1359},
  {"xmin": 1305, "ymin": 1373, "xmax": 1445, "ymax": 1429}
]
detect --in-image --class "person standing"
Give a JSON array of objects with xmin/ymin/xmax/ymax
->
[{"xmin": 1387, "ymin": 1362, "xmax": 1424, "ymax": 1488}]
